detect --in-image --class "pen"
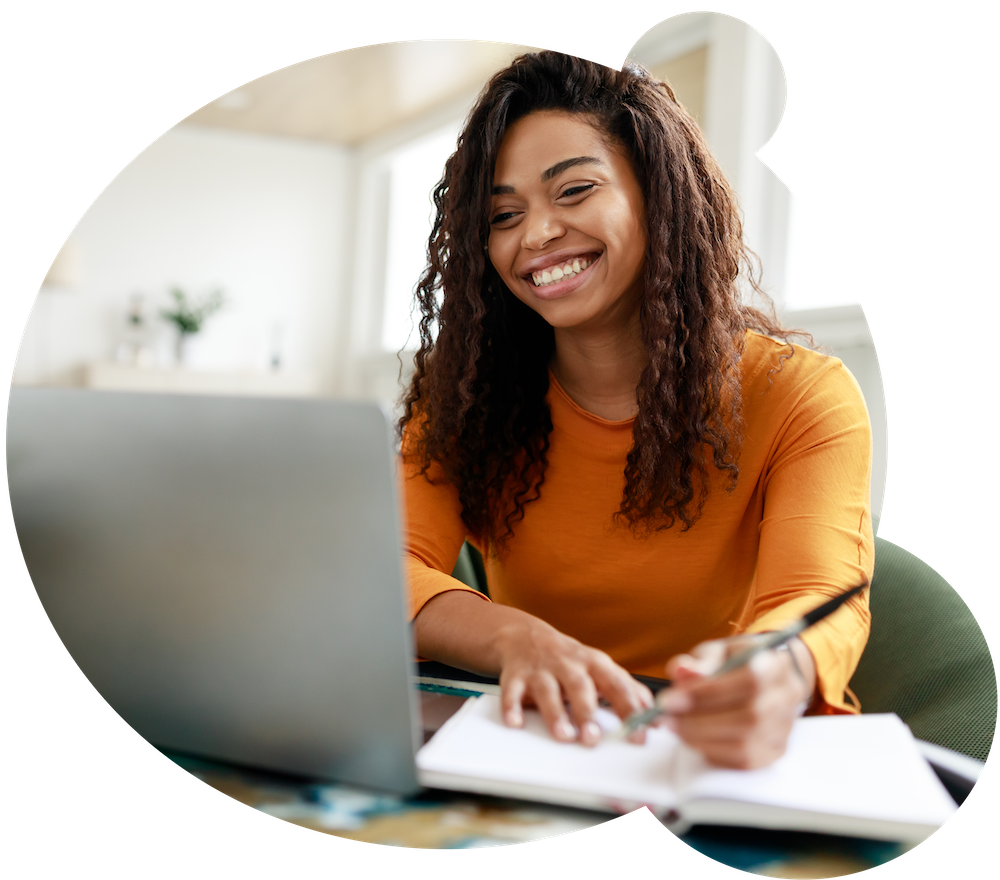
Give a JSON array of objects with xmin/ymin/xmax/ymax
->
[{"xmin": 618, "ymin": 582, "xmax": 869, "ymax": 737}]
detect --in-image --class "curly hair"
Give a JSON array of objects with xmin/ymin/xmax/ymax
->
[{"xmin": 399, "ymin": 51, "xmax": 799, "ymax": 551}]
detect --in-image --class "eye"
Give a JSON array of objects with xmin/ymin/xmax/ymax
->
[
  {"xmin": 490, "ymin": 210, "xmax": 520, "ymax": 227},
  {"xmin": 559, "ymin": 184, "xmax": 595, "ymax": 199}
]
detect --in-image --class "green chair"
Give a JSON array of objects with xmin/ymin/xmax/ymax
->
[
  {"xmin": 849, "ymin": 536, "xmax": 997, "ymax": 763},
  {"xmin": 450, "ymin": 541, "xmax": 489, "ymax": 598}
]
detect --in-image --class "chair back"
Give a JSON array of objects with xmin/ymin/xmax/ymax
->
[
  {"xmin": 849, "ymin": 536, "xmax": 996, "ymax": 762},
  {"xmin": 451, "ymin": 541, "xmax": 489, "ymax": 597}
]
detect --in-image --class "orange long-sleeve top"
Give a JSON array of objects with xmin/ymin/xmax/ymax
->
[{"xmin": 402, "ymin": 332, "xmax": 874, "ymax": 714}]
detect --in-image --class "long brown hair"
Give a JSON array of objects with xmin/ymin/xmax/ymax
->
[{"xmin": 399, "ymin": 51, "xmax": 797, "ymax": 550}]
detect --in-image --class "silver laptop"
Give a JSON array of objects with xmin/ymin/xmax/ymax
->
[{"xmin": 7, "ymin": 387, "xmax": 421, "ymax": 794}]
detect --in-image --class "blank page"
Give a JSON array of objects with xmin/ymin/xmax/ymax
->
[
  {"xmin": 417, "ymin": 694, "xmax": 683, "ymax": 808},
  {"xmin": 418, "ymin": 696, "xmax": 958, "ymax": 829},
  {"xmin": 682, "ymin": 713, "xmax": 957, "ymax": 826}
]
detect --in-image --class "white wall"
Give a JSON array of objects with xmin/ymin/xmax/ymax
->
[{"xmin": 13, "ymin": 125, "xmax": 354, "ymax": 391}]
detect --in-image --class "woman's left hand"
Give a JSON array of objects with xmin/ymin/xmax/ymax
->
[{"xmin": 658, "ymin": 635, "xmax": 817, "ymax": 769}]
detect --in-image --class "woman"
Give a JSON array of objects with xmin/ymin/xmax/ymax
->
[{"xmin": 400, "ymin": 52, "xmax": 873, "ymax": 769}]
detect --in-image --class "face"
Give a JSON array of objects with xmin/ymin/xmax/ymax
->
[{"xmin": 488, "ymin": 110, "xmax": 647, "ymax": 335}]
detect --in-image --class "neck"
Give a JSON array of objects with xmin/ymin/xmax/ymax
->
[{"xmin": 551, "ymin": 315, "xmax": 646, "ymax": 421}]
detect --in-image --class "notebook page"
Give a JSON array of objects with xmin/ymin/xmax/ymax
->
[
  {"xmin": 417, "ymin": 694, "xmax": 685, "ymax": 808},
  {"xmin": 681, "ymin": 714, "xmax": 957, "ymax": 827}
]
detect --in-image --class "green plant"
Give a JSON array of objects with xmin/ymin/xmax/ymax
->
[{"xmin": 160, "ymin": 286, "xmax": 225, "ymax": 336}]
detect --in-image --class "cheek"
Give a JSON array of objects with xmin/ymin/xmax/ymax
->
[
  {"xmin": 604, "ymin": 199, "xmax": 643, "ymax": 244},
  {"xmin": 623, "ymin": 211, "xmax": 648, "ymax": 272},
  {"xmin": 487, "ymin": 238, "xmax": 507, "ymax": 277}
]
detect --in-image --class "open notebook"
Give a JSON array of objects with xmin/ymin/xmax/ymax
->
[{"xmin": 416, "ymin": 695, "xmax": 957, "ymax": 843}]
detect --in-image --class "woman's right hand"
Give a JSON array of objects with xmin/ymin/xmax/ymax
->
[
  {"xmin": 494, "ymin": 616, "xmax": 655, "ymax": 746},
  {"xmin": 412, "ymin": 588, "xmax": 652, "ymax": 747}
]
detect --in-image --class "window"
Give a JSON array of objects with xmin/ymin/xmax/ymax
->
[{"xmin": 381, "ymin": 121, "xmax": 462, "ymax": 352}]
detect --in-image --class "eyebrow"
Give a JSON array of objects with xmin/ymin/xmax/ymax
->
[{"xmin": 492, "ymin": 156, "xmax": 606, "ymax": 195}]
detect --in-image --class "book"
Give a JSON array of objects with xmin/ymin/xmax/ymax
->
[
  {"xmin": 416, "ymin": 694, "xmax": 958, "ymax": 843},
  {"xmin": 413, "ymin": 660, "xmax": 502, "ymax": 697}
]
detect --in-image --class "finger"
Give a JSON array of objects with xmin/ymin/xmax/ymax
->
[
  {"xmin": 670, "ymin": 717, "xmax": 791, "ymax": 769},
  {"xmin": 560, "ymin": 669, "xmax": 602, "ymax": 747},
  {"xmin": 687, "ymin": 651, "xmax": 790, "ymax": 707},
  {"xmin": 656, "ymin": 685, "xmax": 694, "ymax": 715},
  {"xmin": 664, "ymin": 652, "xmax": 696, "ymax": 681},
  {"xmin": 591, "ymin": 658, "xmax": 653, "ymax": 722},
  {"xmin": 528, "ymin": 672, "xmax": 576, "ymax": 743},
  {"xmin": 662, "ymin": 651, "xmax": 800, "ymax": 770},
  {"xmin": 666, "ymin": 636, "xmax": 766, "ymax": 682},
  {"xmin": 657, "ymin": 651, "xmax": 720, "ymax": 714},
  {"xmin": 592, "ymin": 674, "xmax": 654, "ymax": 747},
  {"xmin": 626, "ymin": 726, "xmax": 648, "ymax": 745},
  {"xmin": 665, "ymin": 645, "xmax": 725, "ymax": 681},
  {"xmin": 675, "ymin": 667, "xmax": 760, "ymax": 713},
  {"xmin": 668, "ymin": 706, "xmax": 771, "ymax": 743},
  {"xmin": 500, "ymin": 674, "xmax": 527, "ymax": 727},
  {"xmin": 691, "ymin": 639, "xmax": 731, "ymax": 663},
  {"xmin": 673, "ymin": 652, "xmax": 788, "ymax": 714}
]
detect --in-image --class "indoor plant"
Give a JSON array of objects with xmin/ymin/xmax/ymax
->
[{"xmin": 160, "ymin": 286, "xmax": 225, "ymax": 366}]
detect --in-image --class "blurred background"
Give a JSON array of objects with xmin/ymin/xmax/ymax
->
[{"xmin": 10, "ymin": 12, "xmax": 885, "ymax": 518}]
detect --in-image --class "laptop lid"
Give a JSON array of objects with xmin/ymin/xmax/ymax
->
[{"xmin": 7, "ymin": 387, "xmax": 421, "ymax": 795}]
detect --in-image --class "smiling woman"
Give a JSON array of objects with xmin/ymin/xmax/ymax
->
[
  {"xmin": 488, "ymin": 111, "xmax": 648, "ymax": 398},
  {"xmin": 399, "ymin": 52, "xmax": 873, "ymax": 771}
]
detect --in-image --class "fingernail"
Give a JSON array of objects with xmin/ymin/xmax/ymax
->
[
  {"xmin": 504, "ymin": 709, "xmax": 523, "ymax": 728},
  {"xmin": 581, "ymin": 720, "xmax": 602, "ymax": 745},
  {"xmin": 554, "ymin": 719, "xmax": 576, "ymax": 741},
  {"xmin": 658, "ymin": 690, "xmax": 692, "ymax": 713}
]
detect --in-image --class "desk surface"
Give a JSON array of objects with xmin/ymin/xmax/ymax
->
[
  {"xmin": 169, "ymin": 752, "xmax": 909, "ymax": 874},
  {"xmin": 166, "ymin": 691, "xmax": 913, "ymax": 876}
]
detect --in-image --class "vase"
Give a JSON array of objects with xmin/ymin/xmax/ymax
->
[{"xmin": 174, "ymin": 333, "xmax": 197, "ymax": 367}]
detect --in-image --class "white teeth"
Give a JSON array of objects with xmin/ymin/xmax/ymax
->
[{"xmin": 531, "ymin": 257, "xmax": 591, "ymax": 287}]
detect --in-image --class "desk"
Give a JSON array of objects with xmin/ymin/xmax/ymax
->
[
  {"xmin": 166, "ymin": 691, "xmax": 912, "ymax": 876},
  {"xmin": 169, "ymin": 755, "xmax": 903, "ymax": 878}
]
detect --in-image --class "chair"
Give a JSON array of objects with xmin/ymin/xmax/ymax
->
[
  {"xmin": 848, "ymin": 536, "xmax": 997, "ymax": 763},
  {"xmin": 450, "ymin": 541, "xmax": 489, "ymax": 598}
]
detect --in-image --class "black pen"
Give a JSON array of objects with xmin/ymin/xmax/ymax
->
[{"xmin": 618, "ymin": 582, "xmax": 869, "ymax": 737}]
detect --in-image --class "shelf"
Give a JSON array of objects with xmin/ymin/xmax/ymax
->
[{"xmin": 83, "ymin": 362, "xmax": 323, "ymax": 397}]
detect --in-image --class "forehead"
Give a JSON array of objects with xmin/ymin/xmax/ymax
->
[{"xmin": 492, "ymin": 110, "xmax": 620, "ymax": 181}]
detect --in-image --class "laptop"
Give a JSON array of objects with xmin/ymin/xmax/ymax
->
[{"xmin": 7, "ymin": 387, "xmax": 422, "ymax": 795}]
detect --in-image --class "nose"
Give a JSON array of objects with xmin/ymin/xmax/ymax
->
[{"xmin": 521, "ymin": 207, "xmax": 565, "ymax": 250}]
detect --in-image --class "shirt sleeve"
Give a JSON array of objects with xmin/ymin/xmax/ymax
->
[
  {"xmin": 742, "ymin": 353, "xmax": 874, "ymax": 715},
  {"xmin": 400, "ymin": 424, "xmax": 491, "ymax": 620}
]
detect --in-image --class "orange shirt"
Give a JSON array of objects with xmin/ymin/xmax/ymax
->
[{"xmin": 403, "ymin": 332, "xmax": 874, "ymax": 713}]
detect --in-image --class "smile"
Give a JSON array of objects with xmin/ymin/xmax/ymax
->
[{"xmin": 531, "ymin": 256, "xmax": 593, "ymax": 287}]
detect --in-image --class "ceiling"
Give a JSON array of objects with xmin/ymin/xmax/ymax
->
[{"xmin": 182, "ymin": 41, "xmax": 536, "ymax": 146}]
